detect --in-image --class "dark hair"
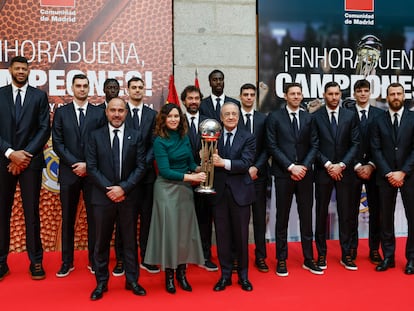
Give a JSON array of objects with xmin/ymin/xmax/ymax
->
[
  {"xmin": 284, "ymin": 82, "xmax": 302, "ymax": 94},
  {"xmin": 353, "ymin": 79, "xmax": 370, "ymax": 91},
  {"xmin": 240, "ymin": 83, "xmax": 256, "ymax": 94},
  {"xmin": 103, "ymin": 78, "xmax": 119, "ymax": 89},
  {"xmin": 10, "ymin": 56, "xmax": 28, "ymax": 66},
  {"xmin": 324, "ymin": 81, "xmax": 340, "ymax": 93},
  {"xmin": 72, "ymin": 73, "xmax": 88, "ymax": 85},
  {"xmin": 386, "ymin": 82, "xmax": 404, "ymax": 95},
  {"xmin": 127, "ymin": 76, "xmax": 144, "ymax": 88},
  {"xmin": 208, "ymin": 69, "xmax": 224, "ymax": 81},
  {"xmin": 180, "ymin": 85, "xmax": 203, "ymax": 101},
  {"xmin": 155, "ymin": 103, "xmax": 188, "ymax": 138}
]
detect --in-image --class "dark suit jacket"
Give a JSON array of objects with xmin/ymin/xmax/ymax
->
[
  {"xmin": 86, "ymin": 125, "xmax": 146, "ymax": 206},
  {"xmin": 125, "ymin": 105, "xmax": 157, "ymax": 183},
  {"xmin": 0, "ymin": 84, "xmax": 50, "ymax": 170},
  {"xmin": 348, "ymin": 105, "xmax": 383, "ymax": 166},
  {"xmin": 238, "ymin": 110, "xmax": 268, "ymax": 181},
  {"xmin": 213, "ymin": 128, "xmax": 256, "ymax": 206},
  {"xmin": 52, "ymin": 102, "xmax": 107, "ymax": 184},
  {"xmin": 186, "ymin": 113, "xmax": 208, "ymax": 164},
  {"xmin": 199, "ymin": 95, "xmax": 240, "ymax": 121},
  {"xmin": 266, "ymin": 108, "xmax": 318, "ymax": 178},
  {"xmin": 371, "ymin": 109, "xmax": 414, "ymax": 185},
  {"xmin": 314, "ymin": 107, "xmax": 359, "ymax": 183}
]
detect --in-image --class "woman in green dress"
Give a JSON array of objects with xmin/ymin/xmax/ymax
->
[{"xmin": 144, "ymin": 103, "xmax": 206, "ymax": 294}]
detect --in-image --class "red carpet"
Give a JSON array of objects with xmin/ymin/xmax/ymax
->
[{"xmin": 1, "ymin": 238, "xmax": 412, "ymax": 310}]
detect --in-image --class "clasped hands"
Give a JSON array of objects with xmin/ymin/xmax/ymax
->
[
  {"xmin": 7, "ymin": 150, "xmax": 32, "ymax": 175},
  {"xmin": 326, "ymin": 163, "xmax": 345, "ymax": 181},
  {"xmin": 386, "ymin": 171, "xmax": 405, "ymax": 188}
]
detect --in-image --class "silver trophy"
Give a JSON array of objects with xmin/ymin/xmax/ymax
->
[
  {"xmin": 195, "ymin": 119, "xmax": 222, "ymax": 194},
  {"xmin": 356, "ymin": 34, "xmax": 382, "ymax": 77}
]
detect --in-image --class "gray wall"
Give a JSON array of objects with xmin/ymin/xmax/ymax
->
[{"xmin": 173, "ymin": 0, "xmax": 257, "ymax": 100}]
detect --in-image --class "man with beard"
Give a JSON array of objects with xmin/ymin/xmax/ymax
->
[
  {"xmin": 371, "ymin": 82, "xmax": 414, "ymax": 274},
  {"xmin": 199, "ymin": 69, "xmax": 240, "ymax": 122},
  {"xmin": 0, "ymin": 56, "xmax": 50, "ymax": 281},
  {"xmin": 182, "ymin": 85, "xmax": 218, "ymax": 272},
  {"xmin": 53, "ymin": 74, "xmax": 107, "ymax": 277}
]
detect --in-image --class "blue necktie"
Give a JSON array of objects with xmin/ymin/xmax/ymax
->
[
  {"xmin": 215, "ymin": 98, "xmax": 221, "ymax": 120},
  {"xmin": 223, "ymin": 132, "xmax": 232, "ymax": 158},
  {"xmin": 331, "ymin": 111, "xmax": 337, "ymax": 138},
  {"xmin": 15, "ymin": 89, "xmax": 22, "ymax": 122},
  {"xmin": 132, "ymin": 108, "xmax": 140, "ymax": 129},
  {"xmin": 112, "ymin": 129, "xmax": 120, "ymax": 182},
  {"xmin": 78, "ymin": 107, "xmax": 85, "ymax": 129}
]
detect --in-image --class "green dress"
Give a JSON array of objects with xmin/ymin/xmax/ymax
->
[{"xmin": 144, "ymin": 130, "xmax": 204, "ymax": 270}]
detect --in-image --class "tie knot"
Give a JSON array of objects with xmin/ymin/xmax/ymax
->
[
  {"xmin": 246, "ymin": 113, "xmax": 251, "ymax": 118},
  {"xmin": 361, "ymin": 109, "xmax": 366, "ymax": 115},
  {"xmin": 291, "ymin": 112, "xmax": 296, "ymax": 117},
  {"xmin": 191, "ymin": 116, "xmax": 195, "ymax": 121},
  {"xmin": 216, "ymin": 98, "xmax": 221, "ymax": 104},
  {"xmin": 394, "ymin": 112, "xmax": 398, "ymax": 118},
  {"xmin": 79, "ymin": 107, "xmax": 83, "ymax": 112},
  {"xmin": 133, "ymin": 108, "xmax": 139, "ymax": 113},
  {"xmin": 17, "ymin": 89, "xmax": 21, "ymax": 94},
  {"xmin": 113, "ymin": 129, "xmax": 119, "ymax": 136}
]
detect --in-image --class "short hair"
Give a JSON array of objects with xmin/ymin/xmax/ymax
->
[
  {"xmin": 386, "ymin": 82, "xmax": 404, "ymax": 96},
  {"xmin": 284, "ymin": 82, "xmax": 302, "ymax": 93},
  {"xmin": 353, "ymin": 79, "xmax": 370, "ymax": 91},
  {"xmin": 180, "ymin": 85, "xmax": 203, "ymax": 102},
  {"xmin": 208, "ymin": 69, "xmax": 224, "ymax": 81},
  {"xmin": 324, "ymin": 81, "xmax": 340, "ymax": 93},
  {"xmin": 220, "ymin": 102, "xmax": 240, "ymax": 117},
  {"xmin": 10, "ymin": 56, "xmax": 28, "ymax": 66},
  {"xmin": 240, "ymin": 83, "xmax": 256, "ymax": 94},
  {"xmin": 127, "ymin": 76, "xmax": 144, "ymax": 88},
  {"xmin": 72, "ymin": 73, "xmax": 88, "ymax": 85},
  {"xmin": 103, "ymin": 78, "xmax": 119, "ymax": 89},
  {"xmin": 155, "ymin": 103, "xmax": 188, "ymax": 138}
]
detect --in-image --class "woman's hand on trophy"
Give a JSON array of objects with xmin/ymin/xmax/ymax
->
[{"xmin": 184, "ymin": 172, "xmax": 206, "ymax": 184}]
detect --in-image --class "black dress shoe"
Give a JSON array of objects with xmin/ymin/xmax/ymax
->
[
  {"xmin": 213, "ymin": 278, "xmax": 232, "ymax": 291},
  {"xmin": 126, "ymin": 281, "xmax": 147, "ymax": 296},
  {"xmin": 369, "ymin": 250, "xmax": 383, "ymax": 265},
  {"xmin": 90, "ymin": 282, "xmax": 108, "ymax": 301},
  {"xmin": 238, "ymin": 279, "xmax": 253, "ymax": 291},
  {"xmin": 405, "ymin": 259, "xmax": 414, "ymax": 275},
  {"xmin": 376, "ymin": 258, "xmax": 395, "ymax": 272}
]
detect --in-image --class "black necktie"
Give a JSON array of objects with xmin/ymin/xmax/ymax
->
[
  {"xmin": 78, "ymin": 107, "xmax": 85, "ymax": 129},
  {"xmin": 291, "ymin": 112, "xmax": 299, "ymax": 140},
  {"xmin": 112, "ymin": 129, "xmax": 121, "ymax": 182},
  {"xmin": 331, "ymin": 111, "xmax": 337, "ymax": 137},
  {"xmin": 360, "ymin": 109, "xmax": 367, "ymax": 124},
  {"xmin": 15, "ymin": 89, "xmax": 22, "ymax": 122},
  {"xmin": 132, "ymin": 108, "xmax": 140, "ymax": 129},
  {"xmin": 190, "ymin": 116, "xmax": 197, "ymax": 136},
  {"xmin": 245, "ymin": 113, "xmax": 252, "ymax": 133},
  {"xmin": 223, "ymin": 132, "xmax": 232, "ymax": 158},
  {"xmin": 215, "ymin": 98, "xmax": 221, "ymax": 120},
  {"xmin": 393, "ymin": 112, "xmax": 399, "ymax": 140}
]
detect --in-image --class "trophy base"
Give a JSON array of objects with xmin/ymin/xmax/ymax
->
[{"xmin": 195, "ymin": 186, "xmax": 216, "ymax": 194}]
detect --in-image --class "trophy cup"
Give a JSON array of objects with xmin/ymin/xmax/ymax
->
[
  {"xmin": 356, "ymin": 34, "xmax": 382, "ymax": 77},
  {"xmin": 195, "ymin": 119, "xmax": 222, "ymax": 194}
]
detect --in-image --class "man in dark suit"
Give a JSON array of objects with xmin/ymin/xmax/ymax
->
[
  {"xmin": 267, "ymin": 82, "xmax": 322, "ymax": 276},
  {"xmin": 314, "ymin": 81, "xmax": 359, "ymax": 271},
  {"xmin": 371, "ymin": 82, "xmax": 414, "ymax": 274},
  {"xmin": 0, "ymin": 56, "xmax": 50, "ymax": 281},
  {"xmin": 86, "ymin": 97, "xmax": 147, "ymax": 300},
  {"xmin": 238, "ymin": 83, "xmax": 269, "ymax": 273},
  {"xmin": 52, "ymin": 74, "xmax": 107, "ymax": 277},
  {"xmin": 212, "ymin": 102, "xmax": 256, "ymax": 292},
  {"xmin": 346, "ymin": 79, "xmax": 383, "ymax": 264},
  {"xmin": 181, "ymin": 85, "xmax": 218, "ymax": 272},
  {"xmin": 199, "ymin": 69, "xmax": 240, "ymax": 121}
]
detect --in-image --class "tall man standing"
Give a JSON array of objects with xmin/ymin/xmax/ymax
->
[
  {"xmin": 238, "ymin": 83, "xmax": 269, "ymax": 273},
  {"xmin": 371, "ymin": 82, "xmax": 414, "ymax": 274},
  {"xmin": 100, "ymin": 78, "xmax": 120, "ymax": 107},
  {"xmin": 199, "ymin": 69, "xmax": 240, "ymax": 121},
  {"xmin": 182, "ymin": 85, "xmax": 218, "ymax": 271},
  {"xmin": 52, "ymin": 74, "xmax": 107, "ymax": 277},
  {"xmin": 314, "ymin": 81, "xmax": 359, "ymax": 271},
  {"xmin": 0, "ymin": 56, "xmax": 50, "ymax": 281},
  {"xmin": 347, "ymin": 79, "xmax": 383, "ymax": 264},
  {"xmin": 87, "ymin": 97, "xmax": 147, "ymax": 300},
  {"xmin": 267, "ymin": 82, "xmax": 322, "ymax": 276},
  {"xmin": 212, "ymin": 102, "xmax": 256, "ymax": 292}
]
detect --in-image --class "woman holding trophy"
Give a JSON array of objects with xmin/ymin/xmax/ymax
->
[{"xmin": 144, "ymin": 103, "xmax": 206, "ymax": 294}]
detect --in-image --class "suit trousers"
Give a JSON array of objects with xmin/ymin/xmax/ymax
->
[
  {"xmin": 213, "ymin": 185, "xmax": 250, "ymax": 280},
  {"xmin": 252, "ymin": 178, "xmax": 268, "ymax": 260},
  {"xmin": 94, "ymin": 201, "xmax": 139, "ymax": 284},
  {"xmin": 0, "ymin": 167, "xmax": 43, "ymax": 264},
  {"xmin": 59, "ymin": 177, "xmax": 94, "ymax": 265},
  {"xmin": 315, "ymin": 179, "xmax": 356, "ymax": 258},
  {"xmin": 378, "ymin": 182, "xmax": 414, "ymax": 260},
  {"xmin": 194, "ymin": 191, "xmax": 214, "ymax": 260},
  {"xmin": 275, "ymin": 174, "xmax": 314, "ymax": 261}
]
